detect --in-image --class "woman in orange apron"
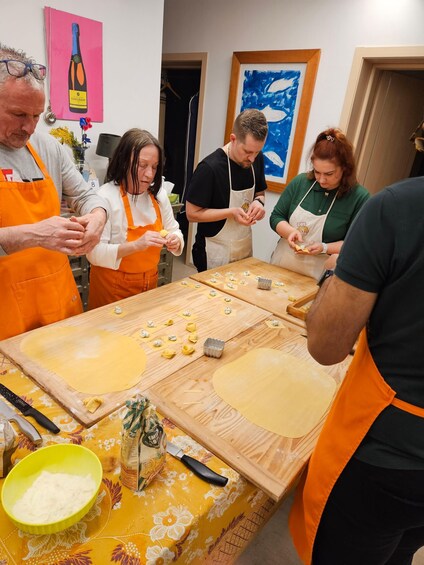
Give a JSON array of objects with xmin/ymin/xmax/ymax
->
[
  {"xmin": 87, "ymin": 129, "xmax": 184, "ymax": 309},
  {"xmin": 290, "ymin": 175, "xmax": 424, "ymax": 564},
  {"xmin": 0, "ymin": 144, "xmax": 82, "ymax": 340}
]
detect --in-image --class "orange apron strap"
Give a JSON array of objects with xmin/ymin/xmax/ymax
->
[
  {"xmin": 26, "ymin": 142, "xmax": 51, "ymax": 179},
  {"xmin": 289, "ymin": 330, "xmax": 396, "ymax": 565},
  {"xmin": 392, "ymin": 397, "xmax": 424, "ymax": 417}
]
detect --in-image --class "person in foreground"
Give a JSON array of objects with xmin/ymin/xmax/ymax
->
[
  {"xmin": 87, "ymin": 128, "xmax": 184, "ymax": 309},
  {"xmin": 185, "ymin": 109, "xmax": 268, "ymax": 272},
  {"xmin": 269, "ymin": 128, "xmax": 369, "ymax": 280},
  {"xmin": 0, "ymin": 44, "xmax": 108, "ymax": 340},
  {"xmin": 289, "ymin": 175, "xmax": 424, "ymax": 564}
]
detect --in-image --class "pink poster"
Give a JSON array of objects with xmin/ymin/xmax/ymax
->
[{"xmin": 45, "ymin": 7, "xmax": 103, "ymax": 122}]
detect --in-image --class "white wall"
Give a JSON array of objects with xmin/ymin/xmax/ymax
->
[
  {"xmin": 162, "ymin": 0, "xmax": 424, "ymax": 261},
  {"xmin": 2, "ymin": 0, "xmax": 164, "ymax": 183}
]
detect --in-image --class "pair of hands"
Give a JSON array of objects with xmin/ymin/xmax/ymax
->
[
  {"xmin": 232, "ymin": 200, "xmax": 265, "ymax": 226},
  {"xmin": 35, "ymin": 208, "xmax": 107, "ymax": 256},
  {"xmin": 133, "ymin": 230, "xmax": 181, "ymax": 253},
  {"xmin": 287, "ymin": 229, "xmax": 324, "ymax": 256}
]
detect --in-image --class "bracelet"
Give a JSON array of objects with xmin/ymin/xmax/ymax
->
[
  {"xmin": 254, "ymin": 197, "xmax": 265, "ymax": 206},
  {"xmin": 321, "ymin": 242, "xmax": 328, "ymax": 254}
]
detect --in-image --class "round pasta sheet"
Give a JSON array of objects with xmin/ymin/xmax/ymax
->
[
  {"xmin": 213, "ymin": 348, "xmax": 336, "ymax": 438},
  {"xmin": 21, "ymin": 326, "xmax": 147, "ymax": 394}
]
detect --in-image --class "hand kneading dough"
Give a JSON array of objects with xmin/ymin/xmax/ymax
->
[
  {"xmin": 20, "ymin": 327, "xmax": 147, "ymax": 395},
  {"xmin": 213, "ymin": 348, "xmax": 336, "ymax": 438}
]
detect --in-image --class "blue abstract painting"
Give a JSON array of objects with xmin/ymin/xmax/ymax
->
[{"xmin": 238, "ymin": 64, "xmax": 306, "ymax": 184}]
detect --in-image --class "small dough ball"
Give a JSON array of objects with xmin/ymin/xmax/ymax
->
[{"xmin": 160, "ymin": 229, "xmax": 169, "ymax": 237}]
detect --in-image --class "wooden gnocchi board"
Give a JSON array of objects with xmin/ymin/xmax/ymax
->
[
  {"xmin": 147, "ymin": 316, "xmax": 351, "ymax": 501},
  {"xmin": 190, "ymin": 257, "xmax": 318, "ymax": 328},
  {"xmin": 0, "ymin": 278, "xmax": 270, "ymax": 427}
]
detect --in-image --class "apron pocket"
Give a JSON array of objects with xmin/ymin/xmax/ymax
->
[{"xmin": 13, "ymin": 262, "xmax": 81, "ymax": 331}]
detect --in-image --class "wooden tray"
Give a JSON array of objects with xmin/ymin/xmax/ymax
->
[
  {"xmin": 0, "ymin": 278, "xmax": 270, "ymax": 427},
  {"xmin": 147, "ymin": 316, "xmax": 351, "ymax": 501},
  {"xmin": 286, "ymin": 290, "xmax": 318, "ymax": 321},
  {"xmin": 190, "ymin": 257, "xmax": 318, "ymax": 328}
]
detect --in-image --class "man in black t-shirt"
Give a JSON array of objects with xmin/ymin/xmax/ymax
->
[
  {"xmin": 290, "ymin": 176, "xmax": 424, "ymax": 564},
  {"xmin": 185, "ymin": 109, "xmax": 268, "ymax": 271}
]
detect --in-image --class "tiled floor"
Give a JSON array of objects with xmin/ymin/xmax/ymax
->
[{"xmin": 171, "ymin": 256, "xmax": 424, "ymax": 564}]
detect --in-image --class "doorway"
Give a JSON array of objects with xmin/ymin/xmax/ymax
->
[
  {"xmin": 160, "ymin": 53, "xmax": 207, "ymax": 264},
  {"xmin": 340, "ymin": 46, "xmax": 424, "ymax": 193}
]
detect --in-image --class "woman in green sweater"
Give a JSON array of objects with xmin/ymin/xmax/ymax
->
[{"xmin": 269, "ymin": 128, "xmax": 370, "ymax": 279}]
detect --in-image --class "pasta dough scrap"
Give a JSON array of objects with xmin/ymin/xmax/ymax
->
[
  {"xmin": 20, "ymin": 326, "xmax": 147, "ymax": 395},
  {"xmin": 83, "ymin": 397, "xmax": 103, "ymax": 413},
  {"xmin": 213, "ymin": 348, "xmax": 336, "ymax": 438}
]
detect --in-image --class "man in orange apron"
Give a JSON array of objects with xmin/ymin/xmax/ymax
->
[
  {"xmin": 289, "ymin": 175, "xmax": 424, "ymax": 564},
  {"xmin": 0, "ymin": 46, "xmax": 108, "ymax": 339},
  {"xmin": 185, "ymin": 109, "xmax": 267, "ymax": 272}
]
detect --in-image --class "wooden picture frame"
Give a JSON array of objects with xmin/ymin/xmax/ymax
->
[{"xmin": 225, "ymin": 49, "xmax": 321, "ymax": 193}]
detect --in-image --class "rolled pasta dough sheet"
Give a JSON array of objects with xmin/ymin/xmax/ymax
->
[
  {"xmin": 21, "ymin": 327, "xmax": 147, "ymax": 394},
  {"xmin": 212, "ymin": 348, "xmax": 336, "ymax": 438}
]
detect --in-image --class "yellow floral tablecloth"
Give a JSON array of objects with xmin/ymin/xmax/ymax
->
[{"xmin": 0, "ymin": 356, "xmax": 276, "ymax": 565}]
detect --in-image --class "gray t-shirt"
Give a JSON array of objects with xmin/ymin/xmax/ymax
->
[{"xmin": 0, "ymin": 131, "xmax": 108, "ymax": 217}]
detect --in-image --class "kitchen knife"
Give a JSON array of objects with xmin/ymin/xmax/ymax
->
[
  {"xmin": 0, "ymin": 383, "xmax": 60, "ymax": 434},
  {"xmin": 166, "ymin": 441, "xmax": 228, "ymax": 486},
  {"xmin": 0, "ymin": 399, "xmax": 42, "ymax": 445}
]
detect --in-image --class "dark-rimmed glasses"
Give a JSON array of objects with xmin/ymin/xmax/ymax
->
[{"xmin": 0, "ymin": 59, "xmax": 47, "ymax": 80}]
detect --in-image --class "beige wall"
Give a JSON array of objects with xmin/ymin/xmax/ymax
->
[
  {"xmin": 162, "ymin": 0, "xmax": 424, "ymax": 261},
  {"xmin": 2, "ymin": 0, "xmax": 164, "ymax": 183}
]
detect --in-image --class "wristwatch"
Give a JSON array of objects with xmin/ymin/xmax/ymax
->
[
  {"xmin": 317, "ymin": 269, "xmax": 334, "ymax": 287},
  {"xmin": 253, "ymin": 197, "xmax": 265, "ymax": 206}
]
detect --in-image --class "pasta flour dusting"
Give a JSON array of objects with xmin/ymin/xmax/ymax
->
[{"xmin": 13, "ymin": 470, "xmax": 96, "ymax": 524}]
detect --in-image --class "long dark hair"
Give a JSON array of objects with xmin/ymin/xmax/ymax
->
[
  {"xmin": 307, "ymin": 128, "xmax": 358, "ymax": 196},
  {"xmin": 105, "ymin": 128, "xmax": 163, "ymax": 198}
]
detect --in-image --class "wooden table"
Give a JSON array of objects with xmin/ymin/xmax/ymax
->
[
  {"xmin": 0, "ymin": 261, "xmax": 352, "ymax": 561},
  {"xmin": 0, "ymin": 278, "xmax": 269, "ymax": 427},
  {"xmin": 148, "ymin": 315, "xmax": 350, "ymax": 501},
  {"xmin": 0, "ymin": 354, "xmax": 277, "ymax": 565},
  {"xmin": 189, "ymin": 257, "xmax": 318, "ymax": 328}
]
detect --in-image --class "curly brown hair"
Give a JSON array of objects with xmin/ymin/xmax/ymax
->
[{"xmin": 306, "ymin": 128, "xmax": 358, "ymax": 196}]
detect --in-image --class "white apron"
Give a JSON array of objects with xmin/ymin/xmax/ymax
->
[
  {"xmin": 205, "ymin": 147, "xmax": 255, "ymax": 270},
  {"xmin": 271, "ymin": 182, "xmax": 338, "ymax": 280}
]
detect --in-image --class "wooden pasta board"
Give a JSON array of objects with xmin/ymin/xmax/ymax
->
[
  {"xmin": 286, "ymin": 290, "xmax": 318, "ymax": 321},
  {"xmin": 147, "ymin": 315, "xmax": 351, "ymax": 501},
  {"xmin": 0, "ymin": 278, "xmax": 270, "ymax": 427},
  {"xmin": 190, "ymin": 257, "xmax": 318, "ymax": 328}
]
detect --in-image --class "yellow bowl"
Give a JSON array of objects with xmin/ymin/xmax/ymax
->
[{"xmin": 1, "ymin": 443, "xmax": 103, "ymax": 535}]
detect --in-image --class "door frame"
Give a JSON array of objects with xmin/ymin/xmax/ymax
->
[
  {"xmin": 161, "ymin": 52, "xmax": 207, "ymax": 265},
  {"xmin": 340, "ymin": 45, "xmax": 424, "ymax": 171}
]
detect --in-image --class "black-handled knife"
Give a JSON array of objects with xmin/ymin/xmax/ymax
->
[
  {"xmin": 167, "ymin": 441, "xmax": 228, "ymax": 486},
  {"xmin": 0, "ymin": 383, "xmax": 60, "ymax": 434}
]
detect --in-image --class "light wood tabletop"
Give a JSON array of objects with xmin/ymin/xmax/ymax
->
[{"xmin": 189, "ymin": 257, "xmax": 319, "ymax": 328}]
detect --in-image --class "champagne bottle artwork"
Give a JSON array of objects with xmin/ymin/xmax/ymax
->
[{"xmin": 68, "ymin": 23, "xmax": 88, "ymax": 113}]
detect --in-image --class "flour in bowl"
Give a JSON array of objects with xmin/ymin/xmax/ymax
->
[{"xmin": 13, "ymin": 470, "xmax": 97, "ymax": 524}]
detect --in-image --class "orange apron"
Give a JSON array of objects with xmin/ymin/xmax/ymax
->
[
  {"xmin": 88, "ymin": 188, "xmax": 163, "ymax": 309},
  {"xmin": 0, "ymin": 143, "xmax": 82, "ymax": 340},
  {"xmin": 289, "ymin": 329, "xmax": 424, "ymax": 565}
]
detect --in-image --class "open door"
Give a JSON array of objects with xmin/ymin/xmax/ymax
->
[
  {"xmin": 340, "ymin": 46, "xmax": 424, "ymax": 193},
  {"xmin": 160, "ymin": 53, "xmax": 207, "ymax": 265}
]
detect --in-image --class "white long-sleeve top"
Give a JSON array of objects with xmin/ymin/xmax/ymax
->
[{"xmin": 87, "ymin": 182, "xmax": 184, "ymax": 270}]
